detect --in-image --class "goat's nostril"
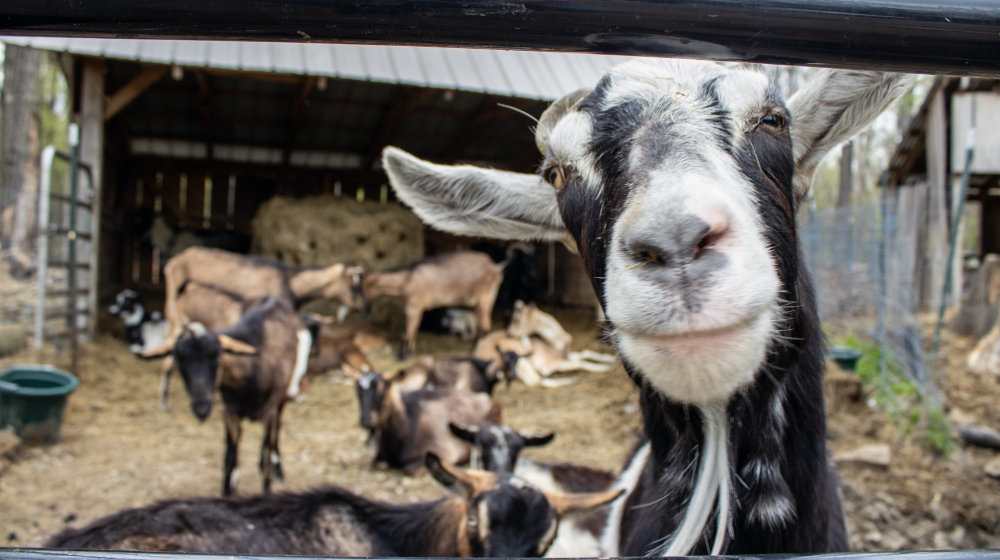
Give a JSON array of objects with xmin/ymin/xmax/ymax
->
[{"xmin": 695, "ymin": 227, "xmax": 726, "ymax": 258}]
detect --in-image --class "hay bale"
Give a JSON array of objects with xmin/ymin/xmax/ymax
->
[{"xmin": 251, "ymin": 195, "xmax": 424, "ymax": 269}]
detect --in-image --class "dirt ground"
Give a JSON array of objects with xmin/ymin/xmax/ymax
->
[{"xmin": 2, "ymin": 305, "xmax": 1000, "ymax": 551}]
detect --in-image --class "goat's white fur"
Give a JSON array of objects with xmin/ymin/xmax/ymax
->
[
  {"xmin": 601, "ymin": 442, "xmax": 651, "ymax": 556},
  {"xmin": 287, "ymin": 328, "xmax": 312, "ymax": 398},
  {"xmin": 382, "ymin": 147, "xmax": 576, "ymax": 250}
]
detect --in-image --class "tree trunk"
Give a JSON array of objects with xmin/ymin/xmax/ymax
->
[{"xmin": 1, "ymin": 44, "xmax": 42, "ymax": 278}]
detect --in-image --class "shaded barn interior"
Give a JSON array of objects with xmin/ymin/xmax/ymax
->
[{"xmin": 3, "ymin": 38, "xmax": 631, "ymax": 318}]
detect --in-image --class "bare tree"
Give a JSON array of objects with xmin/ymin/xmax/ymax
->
[{"xmin": 1, "ymin": 44, "xmax": 42, "ymax": 278}]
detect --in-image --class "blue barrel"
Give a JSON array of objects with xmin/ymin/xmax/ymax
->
[{"xmin": 0, "ymin": 365, "xmax": 79, "ymax": 444}]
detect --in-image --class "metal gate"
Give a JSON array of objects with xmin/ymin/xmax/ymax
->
[{"xmin": 33, "ymin": 123, "xmax": 96, "ymax": 374}]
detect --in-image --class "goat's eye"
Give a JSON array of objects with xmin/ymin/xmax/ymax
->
[
  {"xmin": 545, "ymin": 167, "xmax": 565, "ymax": 190},
  {"xmin": 467, "ymin": 515, "xmax": 478, "ymax": 527},
  {"xmin": 760, "ymin": 115, "xmax": 785, "ymax": 128}
]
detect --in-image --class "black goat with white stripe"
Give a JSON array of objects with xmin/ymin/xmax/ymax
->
[{"xmin": 383, "ymin": 59, "xmax": 912, "ymax": 555}]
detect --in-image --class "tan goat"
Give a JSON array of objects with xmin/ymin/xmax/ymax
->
[
  {"xmin": 362, "ymin": 251, "xmax": 506, "ymax": 359},
  {"xmin": 162, "ymin": 247, "xmax": 364, "ymax": 343},
  {"xmin": 474, "ymin": 302, "xmax": 617, "ymax": 386}
]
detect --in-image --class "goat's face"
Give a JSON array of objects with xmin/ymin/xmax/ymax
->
[
  {"xmin": 545, "ymin": 61, "xmax": 789, "ymax": 404},
  {"xmin": 450, "ymin": 422, "xmax": 555, "ymax": 474},
  {"xmin": 355, "ymin": 372, "xmax": 386, "ymax": 430},
  {"xmin": 426, "ymin": 453, "xmax": 621, "ymax": 557},
  {"xmin": 384, "ymin": 60, "xmax": 913, "ymax": 406},
  {"xmin": 108, "ymin": 290, "xmax": 146, "ymax": 343},
  {"xmin": 173, "ymin": 327, "xmax": 223, "ymax": 421}
]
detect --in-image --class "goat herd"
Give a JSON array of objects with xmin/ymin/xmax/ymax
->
[{"xmin": 49, "ymin": 59, "xmax": 914, "ymax": 557}]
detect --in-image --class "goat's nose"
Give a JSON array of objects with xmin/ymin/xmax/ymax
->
[
  {"xmin": 626, "ymin": 219, "xmax": 715, "ymax": 266},
  {"xmin": 622, "ymin": 213, "xmax": 729, "ymax": 282}
]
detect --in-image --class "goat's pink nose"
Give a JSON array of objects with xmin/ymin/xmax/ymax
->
[{"xmin": 624, "ymin": 213, "xmax": 728, "ymax": 270}]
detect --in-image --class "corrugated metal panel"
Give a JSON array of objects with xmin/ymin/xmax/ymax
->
[
  {"xmin": 1, "ymin": 36, "xmax": 635, "ymax": 100},
  {"xmin": 272, "ymin": 43, "xmax": 306, "ymax": 74},
  {"xmin": 362, "ymin": 46, "xmax": 398, "ymax": 83},
  {"xmin": 175, "ymin": 41, "xmax": 209, "ymax": 66},
  {"xmin": 390, "ymin": 47, "xmax": 427, "ymax": 87},
  {"xmin": 304, "ymin": 44, "xmax": 337, "ymax": 76},
  {"xmin": 209, "ymin": 41, "xmax": 240, "ymax": 69},
  {"xmin": 494, "ymin": 51, "xmax": 540, "ymax": 98},
  {"xmin": 332, "ymin": 44, "xmax": 368, "ymax": 80},
  {"xmin": 241, "ymin": 42, "xmax": 273, "ymax": 72},
  {"xmin": 140, "ymin": 40, "xmax": 176, "ymax": 64}
]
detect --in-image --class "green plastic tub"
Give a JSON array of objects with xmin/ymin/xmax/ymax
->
[
  {"xmin": 0, "ymin": 365, "xmax": 79, "ymax": 444},
  {"xmin": 827, "ymin": 347, "xmax": 864, "ymax": 372}
]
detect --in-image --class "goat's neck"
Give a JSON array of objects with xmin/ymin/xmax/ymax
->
[
  {"xmin": 377, "ymin": 382, "xmax": 408, "ymax": 434},
  {"xmin": 363, "ymin": 271, "xmax": 410, "ymax": 299},
  {"xmin": 370, "ymin": 497, "xmax": 470, "ymax": 556},
  {"xmin": 627, "ymin": 272, "xmax": 826, "ymax": 555},
  {"xmin": 287, "ymin": 265, "xmax": 341, "ymax": 299}
]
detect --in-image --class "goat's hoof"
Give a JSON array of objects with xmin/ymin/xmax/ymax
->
[{"xmin": 372, "ymin": 460, "xmax": 389, "ymax": 470}]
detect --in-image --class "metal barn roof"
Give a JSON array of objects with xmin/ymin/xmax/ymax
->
[{"xmin": 1, "ymin": 37, "xmax": 634, "ymax": 101}]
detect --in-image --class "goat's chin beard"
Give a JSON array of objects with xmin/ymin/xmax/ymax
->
[{"xmin": 615, "ymin": 309, "xmax": 774, "ymax": 406}]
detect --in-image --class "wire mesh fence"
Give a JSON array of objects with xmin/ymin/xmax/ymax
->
[{"xmin": 801, "ymin": 193, "xmax": 937, "ymax": 405}]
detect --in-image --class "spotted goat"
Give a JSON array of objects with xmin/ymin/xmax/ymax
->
[{"xmin": 383, "ymin": 59, "xmax": 913, "ymax": 555}]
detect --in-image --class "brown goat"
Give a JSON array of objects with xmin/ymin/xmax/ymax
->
[
  {"xmin": 162, "ymin": 247, "xmax": 364, "ymax": 343},
  {"xmin": 362, "ymin": 251, "xmax": 506, "ymax": 359},
  {"xmin": 356, "ymin": 371, "xmax": 504, "ymax": 475},
  {"xmin": 143, "ymin": 296, "xmax": 306, "ymax": 495}
]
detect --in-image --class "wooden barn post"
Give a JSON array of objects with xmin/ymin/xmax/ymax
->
[{"xmin": 80, "ymin": 57, "xmax": 104, "ymax": 336}]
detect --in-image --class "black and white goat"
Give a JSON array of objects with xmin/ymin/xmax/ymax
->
[
  {"xmin": 383, "ymin": 60, "xmax": 913, "ymax": 555},
  {"xmin": 108, "ymin": 290, "xmax": 168, "ymax": 353},
  {"xmin": 48, "ymin": 453, "xmax": 621, "ymax": 557},
  {"xmin": 450, "ymin": 422, "xmax": 616, "ymax": 557}
]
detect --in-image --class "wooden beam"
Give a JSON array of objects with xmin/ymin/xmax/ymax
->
[
  {"xmin": 361, "ymin": 86, "xmax": 437, "ymax": 170},
  {"xmin": 194, "ymin": 70, "xmax": 214, "ymax": 160},
  {"xmin": 103, "ymin": 65, "xmax": 168, "ymax": 121},
  {"xmin": 283, "ymin": 76, "xmax": 317, "ymax": 165}
]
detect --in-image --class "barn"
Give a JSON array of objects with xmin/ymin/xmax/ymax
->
[
  {"xmin": 883, "ymin": 76, "xmax": 1000, "ymax": 313},
  {"xmin": 1, "ymin": 37, "xmax": 627, "ymax": 333}
]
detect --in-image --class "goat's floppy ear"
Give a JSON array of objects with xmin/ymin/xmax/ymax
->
[
  {"xmin": 449, "ymin": 422, "xmax": 479, "ymax": 443},
  {"xmin": 139, "ymin": 339, "xmax": 176, "ymax": 359},
  {"xmin": 217, "ymin": 334, "xmax": 257, "ymax": 355},
  {"xmin": 788, "ymin": 70, "xmax": 914, "ymax": 202},
  {"xmin": 426, "ymin": 452, "xmax": 497, "ymax": 500},
  {"xmin": 542, "ymin": 489, "xmax": 624, "ymax": 518},
  {"xmin": 383, "ymin": 147, "xmax": 575, "ymax": 249},
  {"xmin": 522, "ymin": 431, "xmax": 555, "ymax": 447}
]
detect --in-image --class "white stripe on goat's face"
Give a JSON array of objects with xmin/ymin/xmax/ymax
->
[{"xmin": 545, "ymin": 60, "xmax": 786, "ymax": 405}]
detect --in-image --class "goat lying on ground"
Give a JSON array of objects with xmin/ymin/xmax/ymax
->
[
  {"xmin": 162, "ymin": 247, "xmax": 365, "ymax": 345},
  {"xmin": 361, "ymin": 251, "xmax": 506, "ymax": 360},
  {"xmin": 355, "ymin": 371, "xmax": 502, "ymax": 475},
  {"xmin": 472, "ymin": 303, "xmax": 616, "ymax": 387},
  {"xmin": 450, "ymin": 422, "xmax": 616, "ymax": 557},
  {"xmin": 108, "ymin": 289, "xmax": 169, "ymax": 353},
  {"xmin": 299, "ymin": 314, "xmax": 381, "ymax": 378},
  {"xmin": 143, "ymin": 296, "xmax": 308, "ymax": 495},
  {"xmin": 384, "ymin": 59, "xmax": 912, "ymax": 554},
  {"xmin": 47, "ymin": 453, "xmax": 622, "ymax": 557},
  {"xmin": 420, "ymin": 307, "xmax": 480, "ymax": 340},
  {"xmin": 396, "ymin": 354, "xmax": 518, "ymax": 395}
]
